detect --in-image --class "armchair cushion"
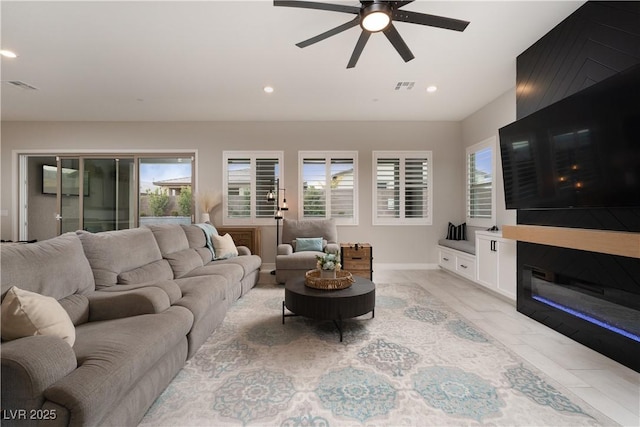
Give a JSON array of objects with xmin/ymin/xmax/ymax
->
[
  {"xmin": 294, "ymin": 237, "xmax": 324, "ymax": 252},
  {"xmin": 281, "ymin": 218, "xmax": 338, "ymax": 245},
  {"xmin": 1, "ymin": 286, "xmax": 76, "ymax": 346}
]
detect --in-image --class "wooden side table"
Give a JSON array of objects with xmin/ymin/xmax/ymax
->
[
  {"xmin": 340, "ymin": 243, "xmax": 373, "ymax": 280},
  {"xmin": 216, "ymin": 227, "xmax": 261, "ymax": 256}
]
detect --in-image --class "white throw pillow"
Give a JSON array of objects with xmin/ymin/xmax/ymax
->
[
  {"xmin": 211, "ymin": 233, "xmax": 239, "ymax": 260},
  {"xmin": 1, "ymin": 286, "xmax": 76, "ymax": 346}
]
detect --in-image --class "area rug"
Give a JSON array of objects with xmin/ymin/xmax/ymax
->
[{"xmin": 140, "ymin": 281, "xmax": 617, "ymax": 426}]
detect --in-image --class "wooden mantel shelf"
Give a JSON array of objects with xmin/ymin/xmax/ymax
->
[{"xmin": 503, "ymin": 225, "xmax": 640, "ymax": 259}]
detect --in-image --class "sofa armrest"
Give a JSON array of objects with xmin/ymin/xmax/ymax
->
[
  {"xmin": 87, "ymin": 287, "xmax": 171, "ymax": 321},
  {"xmin": 277, "ymin": 244, "xmax": 293, "ymax": 256},
  {"xmin": 326, "ymin": 243, "xmax": 340, "ymax": 254},
  {"xmin": 98, "ymin": 280, "xmax": 182, "ymax": 304},
  {"xmin": 1, "ymin": 336, "xmax": 77, "ymax": 414},
  {"xmin": 237, "ymin": 245, "xmax": 251, "ymax": 256}
]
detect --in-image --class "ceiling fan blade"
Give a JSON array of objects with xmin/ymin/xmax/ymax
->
[
  {"xmin": 383, "ymin": 24, "xmax": 414, "ymax": 63},
  {"xmin": 390, "ymin": 1, "xmax": 415, "ymax": 9},
  {"xmin": 393, "ymin": 9, "xmax": 470, "ymax": 32},
  {"xmin": 296, "ymin": 17, "xmax": 360, "ymax": 48},
  {"xmin": 347, "ymin": 30, "xmax": 371, "ymax": 69},
  {"xmin": 273, "ymin": 1, "xmax": 360, "ymax": 15}
]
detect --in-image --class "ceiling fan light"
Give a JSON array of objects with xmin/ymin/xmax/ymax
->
[{"xmin": 361, "ymin": 3, "xmax": 391, "ymax": 32}]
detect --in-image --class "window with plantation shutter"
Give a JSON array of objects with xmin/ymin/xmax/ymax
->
[
  {"xmin": 466, "ymin": 138, "xmax": 495, "ymax": 227},
  {"xmin": 299, "ymin": 151, "xmax": 357, "ymax": 225},
  {"xmin": 373, "ymin": 151, "xmax": 432, "ymax": 225},
  {"xmin": 223, "ymin": 151, "xmax": 283, "ymax": 225}
]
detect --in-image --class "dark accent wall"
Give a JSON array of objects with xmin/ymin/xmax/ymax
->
[
  {"xmin": 516, "ymin": 1, "xmax": 640, "ymax": 231},
  {"xmin": 513, "ymin": 1, "xmax": 640, "ymax": 372},
  {"xmin": 517, "ymin": 1, "xmax": 640, "ymax": 120}
]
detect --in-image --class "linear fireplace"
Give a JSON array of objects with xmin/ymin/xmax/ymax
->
[{"xmin": 517, "ymin": 242, "xmax": 640, "ymax": 372}]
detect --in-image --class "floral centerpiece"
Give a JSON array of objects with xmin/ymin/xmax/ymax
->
[{"xmin": 316, "ymin": 251, "xmax": 341, "ymax": 278}]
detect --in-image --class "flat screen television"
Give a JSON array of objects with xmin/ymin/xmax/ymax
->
[
  {"xmin": 499, "ymin": 64, "xmax": 640, "ymax": 210},
  {"xmin": 42, "ymin": 165, "xmax": 90, "ymax": 196}
]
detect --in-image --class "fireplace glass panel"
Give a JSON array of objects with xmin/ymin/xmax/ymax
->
[{"xmin": 527, "ymin": 266, "xmax": 640, "ymax": 342}]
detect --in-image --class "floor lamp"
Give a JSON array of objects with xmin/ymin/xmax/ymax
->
[{"xmin": 267, "ymin": 179, "xmax": 288, "ymax": 274}]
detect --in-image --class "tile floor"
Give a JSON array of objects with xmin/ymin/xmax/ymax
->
[{"xmin": 369, "ymin": 268, "xmax": 640, "ymax": 427}]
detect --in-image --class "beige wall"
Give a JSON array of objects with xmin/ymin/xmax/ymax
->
[
  {"xmin": 461, "ymin": 88, "xmax": 518, "ymax": 228},
  {"xmin": 1, "ymin": 121, "xmax": 467, "ymax": 266}
]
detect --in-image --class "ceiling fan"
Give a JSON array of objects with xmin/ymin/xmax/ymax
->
[{"xmin": 274, "ymin": 0, "xmax": 470, "ymax": 68}]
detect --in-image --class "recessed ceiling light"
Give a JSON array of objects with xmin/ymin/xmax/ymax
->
[
  {"xmin": 0, "ymin": 50, "xmax": 17, "ymax": 58},
  {"xmin": 263, "ymin": 86, "xmax": 274, "ymax": 94},
  {"xmin": 426, "ymin": 85, "xmax": 438, "ymax": 93}
]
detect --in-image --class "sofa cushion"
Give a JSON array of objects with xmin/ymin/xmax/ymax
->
[
  {"xmin": 78, "ymin": 228, "xmax": 164, "ymax": 289},
  {"xmin": 1, "ymin": 233, "xmax": 95, "ymax": 299},
  {"xmin": 1, "ymin": 286, "xmax": 76, "ymax": 346},
  {"xmin": 147, "ymin": 224, "xmax": 190, "ymax": 255},
  {"xmin": 212, "ymin": 233, "xmax": 238, "ymax": 260},
  {"xmin": 164, "ymin": 248, "xmax": 205, "ymax": 279},
  {"xmin": 58, "ymin": 294, "xmax": 90, "ymax": 326},
  {"xmin": 118, "ymin": 259, "xmax": 174, "ymax": 285},
  {"xmin": 184, "ymin": 262, "xmax": 244, "ymax": 284}
]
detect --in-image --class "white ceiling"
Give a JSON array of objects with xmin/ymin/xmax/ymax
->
[{"xmin": 1, "ymin": 0, "xmax": 584, "ymax": 122}]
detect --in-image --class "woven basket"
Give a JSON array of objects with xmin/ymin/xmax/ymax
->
[{"xmin": 305, "ymin": 269, "xmax": 354, "ymax": 290}]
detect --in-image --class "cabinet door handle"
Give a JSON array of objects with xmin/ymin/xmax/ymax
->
[
  {"xmin": 490, "ymin": 240, "xmax": 497, "ymax": 252},
  {"xmin": 443, "ymin": 257, "xmax": 450, "ymax": 261},
  {"xmin": 352, "ymin": 257, "xmax": 363, "ymax": 260},
  {"xmin": 460, "ymin": 264, "xmax": 468, "ymax": 269}
]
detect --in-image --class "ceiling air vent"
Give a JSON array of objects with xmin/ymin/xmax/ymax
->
[
  {"xmin": 3, "ymin": 80, "xmax": 39, "ymax": 91},
  {"xmin": 395, "ymin": 81, "xmax": 415, "ymax": 91}
]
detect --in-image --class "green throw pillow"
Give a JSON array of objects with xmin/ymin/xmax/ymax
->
[{"xmin": 295, "ymin": 237, "xmax": 323, "ymax": 252}]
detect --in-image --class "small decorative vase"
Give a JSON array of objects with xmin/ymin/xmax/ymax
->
[
  {"xmin": 201, "ymin": 213, "xmax": 210, "ymax": 223},
  {"xmin": 320, "ymin": 269, "xmax": 336, "ymax": 279}
]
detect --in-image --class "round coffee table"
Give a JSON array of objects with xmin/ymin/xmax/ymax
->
[{"xmin": 283, "ymin": 275, "xmax": 375, "ymax": 341}]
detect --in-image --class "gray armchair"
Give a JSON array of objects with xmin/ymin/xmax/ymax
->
[{"xmin": 275, "ymin": 218, "xmax": 339, "ymax": 283}]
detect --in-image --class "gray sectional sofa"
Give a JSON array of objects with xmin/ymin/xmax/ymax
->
[{"xmin": 0, "ymin": 223, "xmax": 261, "ymax": 427}]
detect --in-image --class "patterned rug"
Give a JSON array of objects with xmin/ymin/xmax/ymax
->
[{"xmin": 140, "ymin": 281, "xmax": 617, "ymax": 426}]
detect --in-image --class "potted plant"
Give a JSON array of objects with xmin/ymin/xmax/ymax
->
[{"xmin": 316, "ymin": 251, "xmax": 341, "ymax": 279}]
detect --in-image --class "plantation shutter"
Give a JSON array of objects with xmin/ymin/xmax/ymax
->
[
  {"xmin": 226, "ymin": 158, "xmax": 250, "ymax": 219},
  {"xmin": 256, "ymin": 158, "xmax": 279, "ymax": 218},
  {"xmin": 374, "ymin": 152, "xmax": 432, "ymax": 225},
  {"xmin": 467, "ymin": 146, "xmax": 493, "ymax": 219},
  {"xmin": 223, "ymin": 152, "xmax": 282, "ymax": 224},
  {"xmin": 300, "ymin": 152, "xmax": 357, "ymax": 224},
  {"xmin": 330, "ymin": 158, "xmax": 355, "ymax": 219},
  {"xmin": 375, "ymin": 158, "xmax": 400, "ymax": 219},
  {"xmin": 302, "ymin": 158, "xmax": 326, "ymax": 218},
  {"xmin": 405, "ymin": 157, "xmax": 429, "ymax": 219}
]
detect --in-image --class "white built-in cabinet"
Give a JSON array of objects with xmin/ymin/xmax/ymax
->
[
  {"xmin": 437, "ymin": 230, "xmax": 517, "ymax": 301},
  {"xmin": 475, "ymin": 231, "xmax": 517, "ymax": 300}
]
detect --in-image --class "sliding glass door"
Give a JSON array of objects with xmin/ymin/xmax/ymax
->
[
  {"xmin": 19, "ymin": 152, "xmax": 195, "ymax": 241},
  {"xmin": 57, "ymin": 156, "xmax": 136, "ymax": 234}
]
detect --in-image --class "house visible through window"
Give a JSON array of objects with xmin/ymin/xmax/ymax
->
[
  {"xmin": 299, "ymin": 152, "xmax": 357, "ymax": 225},
  {"xmin": 223, "ymin": 151, "xmax": 283, "ymax": 225},
  {"xmin": 373, "ymin": 151, "xmax": 432, "ymax": 225},
  {"xmin": 466, "ymin": 138, "xmax": 495, "ymax": 227}
]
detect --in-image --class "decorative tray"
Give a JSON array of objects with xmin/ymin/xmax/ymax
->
[{"xmin": 304, "ymin": 270, "xmax": 354, "ymax": 290}]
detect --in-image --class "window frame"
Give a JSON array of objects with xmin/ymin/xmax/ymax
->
[
  {"xmin": 465, "ymin": 137, "xmax": 496, "ymax": 228},
  {"xmin": 372, "ymin": 151, "xmax": 433, "ymax": 226},
  {"xmin": 222, "ymin": 150, "xmax": 284, "ymax": 226},
  {"xmin": 298, "ymin": 151, "xmax": 358, "ymax": 225}
]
